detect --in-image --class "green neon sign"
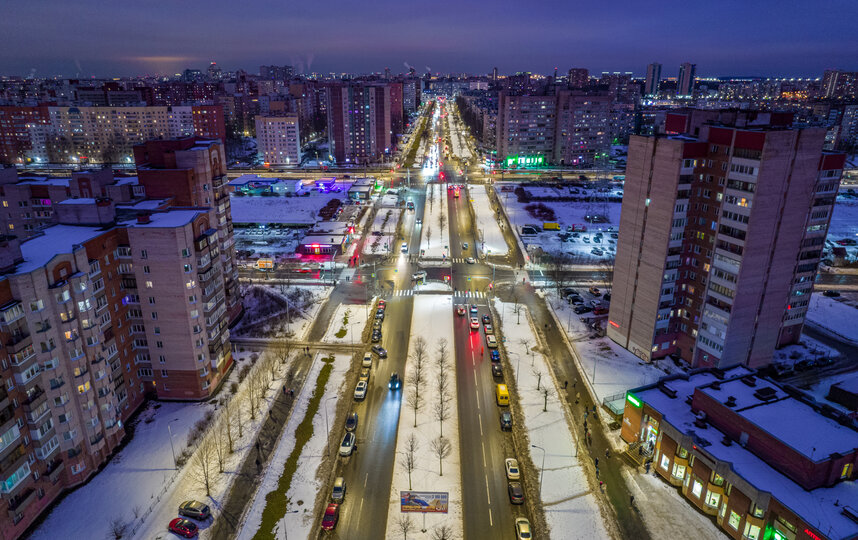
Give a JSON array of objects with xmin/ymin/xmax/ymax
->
[
  {"xmin": 626, "ymin": 393, "xmax": 642, "ymax": 408},
  {"xmin": 504, "ymin": 154, "xmax": 545, "ymax": 168}
]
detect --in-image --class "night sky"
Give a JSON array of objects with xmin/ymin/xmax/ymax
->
[{"xmin": 2, "ymin": 0, "xmax": 856, "ymax": 78}]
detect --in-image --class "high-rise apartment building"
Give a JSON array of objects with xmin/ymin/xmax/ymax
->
[
  {"xmin": 326, "ymin": 82, "xmax": 392, "ymax": 164},
  {"xmin": 677, "ymin": 62, "xmax": 697, "ymax": 97},
  {"xmin": 608, "ymin": 110, "xmax": 844, "ymax": 369},
  {"xmin": 567, "ymin": 68, "xmax": 589, "ymax": 89},
  {"xmin": 645, "ymin": 63, "xmax": 662, "ymax": 96},
  {"xmin": 259, "ymin": 65, "xmax": 294, "ymax": 81},
  {"xmin": 255, "ymin": 115, "xmax": 301, "ymax": 166},
  {"xmin": 821, "ymin": 69, "xmax": 858, "ymax": 100}
]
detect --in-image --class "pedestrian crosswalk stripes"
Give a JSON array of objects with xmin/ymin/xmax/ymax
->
[
  {"xmin": 417, "ymin": 257, "xmax": 475, "ymax": 264},
  {"xmin": 379, "ymin": 289, "xmax": 487, "ymax": 298}
]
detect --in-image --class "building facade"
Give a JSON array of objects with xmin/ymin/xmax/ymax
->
[
  {"xmin": 645, "ymin": 63, "xmax": 662, "ymax": 96},
  {"xmin": 255, "ymin": 115, "xmax": 301, "ymax": 166},
  {"xmin": 326, "ymin": 82, "xmax": 393, "ymax": 164},
  {"xmin": 678, "ymin": 63, "xmax": 697, "ymax": 97}
]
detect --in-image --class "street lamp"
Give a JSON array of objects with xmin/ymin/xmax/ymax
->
[
  {"xmin": 279, "ymin": 509, "xmax": 299, "ymax": 540},
  {"xmin": 531, "ymin": 444, "xmax": 546, "ymax": 497},
  {"xmin": 323, "ymin": 395, "xmax": 338, "ymax": 457},
  {"xmin": 167, "ymin": 418, "xmax": 180, "ymax": 469}
]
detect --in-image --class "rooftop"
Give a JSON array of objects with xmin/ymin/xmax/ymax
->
[
  {"xmin": 14, "ymin": 224, "xmax": 105, "ymax": 274},
  {"xmin": 120, "ymin": 209, "xmax": 205, "ymax": 229}
]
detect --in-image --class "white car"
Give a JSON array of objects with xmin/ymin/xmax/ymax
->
[
  {"xmin": 484, "ymin": 323, "xmax": 494, "ymax": 334},
  {"xmin": 505, "ymin": 458, "xmax": 520, "ymax": 480},
  {"xmin": 362, "ymin": 353, "xmax": 372, "ymax": 368},
  {"xmin": 354, "ymin": 381, "xmax": 367, "ymax": 400},
  {"xmin": 486, "ymin": 335, "xmax": 498, "ymax": 348},
  {"xmin": 590, "ymin": 299, "xmax": 602, "ymax": 308},
  {"xmin": 339, "ymin": 432, "xmax": 356, "ymax": 457},
  {"xmin": 470, "ymin": 317, "xmax": 480, "ymax": 330},
  {"xmin": 412, "ymin": 270, "xmax": 427, "ymax": 281},
  {"xmin": 466, "ymin": 257, "xmax": 476, "ymax": 264}
]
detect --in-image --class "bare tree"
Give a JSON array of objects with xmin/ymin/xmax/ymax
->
[
  {"xmin": 212, "ymin": 416, "xmax": 228, "ymax": 473},
  {"xmin": 435, "ymin": 339, "xmax": 449, "ymax": 368},
  {"xmin": 426, "ymin": 226, "xmax": 433, "ymax": 248},
  {"xmin": 532, "ymin": 365, "xmax": 543, "ymax": 391},
  {"xmin": 411, "ymin": 337, "xmax": 428, "ymax": 400},
  {"xmin": 396, "ymin": 514, "xmax": 415, "ymax": 540},
  {"xmin": 401, "ymin": 434, "xmax": 419, "ymax": 490},
  {"xmin": 406, "ymin": 388, "xmax": 424, "ymax": 428},
  {"xmin": 543, "ymin": 387, "xmax": 553, "ymax": 412},
  {"xmin": 234, "ymin": 395, "xmax": 244, "ymax": 438},
  {"xmin": 107, "ymin": 517, "xmax": 129, "ymax": 539},
  {"xmin": 438, "ymin": 208, "xmax": 447, "ymax": 236},
  {"xmin": 431, "ymin": 524, "xmax": 458, "ymax": 540},
  {"xmin": 274, "ymin": 342, "xmax": 293, "ymax": 366},
  {"xmin": 247, "ymin": 371, "xmax": 260, "ymax": 420},
  {"xmin": 430, "ymin": 435, "xmax": 453, "ymax": 476},
  {"xmin": 190, "ymin": 436, "xmax": 216, "ymax": 496},
  {"xmin": 131, "ymin": 505, "xmax": 142, "ymax": 520},
  {"xmin": 546, "ymin": 252, "xmax": 572, "ymax": 297},
  {"xmin": 433, "ymin": 388, "xmax": 451, "ymax": 437},
  {"xmin": 222, "ymin": 398, "xmax": 235, "ymax": 453}
]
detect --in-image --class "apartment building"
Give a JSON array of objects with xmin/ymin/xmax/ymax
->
[
  {"xmin": 678, "ymin": 62, "xmax": 697, "ymax": 97},
  {"xmin": 608, "ymin": 110, "xmax": 844, "ymax": 368},
  {"xmin": 255, "ymin": 115, "xmax": 301, "ymax": 166},
  {"xmin": 326, "ymin": 82, "xmax": 392, "ymax": 164},
  {"xmin": 645, "ymin": 63, "xmax": 662, "ymax": 96}
]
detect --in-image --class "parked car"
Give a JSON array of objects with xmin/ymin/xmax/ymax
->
[
  {"xmin": 795, "ymin": 358, "xmax": 817, "ymax": 371},
  {"xmin": 611, "ymin": 233, "xmax": 619, "ymax": 239},
  {"xmin": 462, "ymin": 242, "xmax": 469, "ymax": 249},
  {"xmin": 589, "ymin": 286, "xmax": 601, "ymax": 296},
  {"xmin": 490, "ymin": 350, "xmax": 501, "ymax": 363},
  {"xmin": 354, "ymin": 381, "xmax": 368, "ymax": 400},
  {"xmin": 178, "ymin": 501, "xmax": 210, "ymax": 521},
  {"xmin": 569, "ymin": 295, "xmax": 584, "ymax": 305},
  {"xmin": 499, "ymin": 410, "xmax": 512, "ymax": 431},
  {"xmin": 593, "ymin": 306, "xmax": 609, "ymax": 316},
  {"xmin": 483, "ymin": 323, "xmax": 494, "ymax": 334},
  {"xmin": 482, "ymin": 314, "xmax": 492, "ymax": 324},
  {"xmin": 362, "ymin": 353, "xmax": 373, "ymax": 368},
  {"xmin": 331, "ymin": 477, "xmax": 347, "ymax": 502},
  {"xmin": 574, "ymin": 305, "xmax": 593, "ymax": 314},
  {"xmin": 371, "ymin": 330, "xmax": 382, "ymax": 343},
  {"xmin": 823, "ymin": 290, "xmax": 841, "ymax": 297},
  {"xmin": 590, "ymin": 299, "xmax": 602, "ymax": 308},
  {"xmin": 507, "ymin": 481, "xmax": 525, "ymax": 504},
  {"xmin": 372, "ymin": 345, "xmax": 388, "ymax": 358},
  {"xmin": 377, "ymin": 300, "xmax": 386, "ymax": 309},
  {"xmin": 486, "ymin": 335, "xmax": 498, "ymax": 348},
  {"xmin": 339, "ymin": 432, "xmax": 356, "ymax": 457},
  {"xmin": 456, "ymin": 305, "xmax": 466, "ymax": 316},
  {"xmin": 388, "ymin": 372, "xmax": 402, "ymax": 390},
  {"xmin": 372, "ymin": 320, "xmax": 382, "ymax": 332},
  {"xmin": 321, "ymin": 503, "xmax": 340, "ymax": 530},
  {"xmin": 412, "ymin": 270, "xmax": 427, "ymax": 281},
  {"xmin": 375, "ymin": 309, "xmax": 385, "ymax": 320},
  {"xmin": 505, "ymin": 458, "xmax": 520, "ymax": 480},
  {"xmin": 168, "ymin": 518, "xmax": 199, "ymax": 538},
  {"xmin": 345, "ymin": 412, "xmax": 358, "ymax": 432},
  {"xmin": 491, "ymin": 363, "xmax": 504, "ymax": 378},
  {"xmin": 470, "ymin": 317, "xmax": 480, "ymax": 330},
  {"xmin": 514, "ymin": 517, "xmax": 533, "ymax": 539},
  {"xmin": 604, "ymin": 292, "xmax": 611, "ymax": 302},
  {"xmin": 359, "ymin": 367, "xmax": 370, "ymax": 383}
]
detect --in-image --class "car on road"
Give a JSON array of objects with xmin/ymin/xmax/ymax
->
[
  {"xmin": 359, "ymin": 367, "xmax": 371, "ymax": 382},
  {"xmin": 470, "ymin": 304, "xmax": 478, "ymax": 314},
  {"xmin": 507, "ymin": 481, "xmax": 525, "ymax": 504},
  {"xmin": 416, "ymin": 218, "xmax": 422, "ymax": 225},
  {"xmin": 466, "ymin": 257, "xmax": 476, "ymax": 264},
  {"xmin": 345, "ymin": 412, "xmax": 358, "ymax": 432},
  {"xmin": 589, "ymin": 286, "xmax": 601, "ymax": 296},
  {"xmin": 470, "ymin": 317, "xmax": 480, "ymax": 330},
  {"xmin": 482, "ymin": 314, "xmax": 492, "ymax": 324},
  {"xmin": 499, "ymin": 410, "xmax": 512, "ymax": 430},
  {"xmin": 591, "ymin": 247, "xmax": 604, "ymax": 256},
  {"xmin": 456, "ymin": 305, "xmax": 466, "ymax": 316},
  {"xmin": 321, "ymin": 503, "xmax": 340, "ymax": 530},
  {"xmin": 401, "ymin": 242, "xmax": 408, "ymax": 253},
  {"xmin": 339, "ymin": 432, "xmax": 356, "ymax": 457},
  {"xmin": 354, "ymin": 381, "xmax": 368, "ymax": 400},
  {"xmin": 505, "ymin": 458, "xmax": 520, "ymax": 480},
  {"xmin": 823, "ymin": 290, "xmax": 841, "ymax": 297},
  {"xmin": 378, "ymin": 300, "xmax": 386, "ymax": 309},
  {"xmin": 372, "ymin": 345, "xmax": 387, "ymax": 358},
  {"xmin": 491, "ymin": 363, "xmax": 503, "ymax": 378},
  {"xmin": 462, "ymin": 242, "xmax": 469, "ymax": 249},
  {"xmin": 388, "ymin": 372, "xmax": 401, "ymax": 390},
  {"xmin": 795, "ymin": 358, "xmax": 817, "ymax": 371},
  {"xmin": 490, "ymin": 350, "xmax": 501, "ymax": 363},
  {"xmin": 483, "ymin": 323, "xmax": 494, "ymax": 334},
  {"xmin": 574, "ymin": 305, "xmax": 593, "ymax": 315},
  {"xmin": 371, "ymin": 330, "xmax": 382, "ymax": 343},
  {"xmin": 178, "ymin": 501, "xmax": 210, "ymax": 521},
  {"xmin": 486, "ymin": 335, "xmax": 498, "ymax": 348},
  {"xmin": 375, "ymin": 309, "xmax": 385, "ymax": 320},
  {"xmin": 362, "ymin": 353, "xmax": 373, "ymax": 368},
  {"xmin": 412, "ymin": 270, "xmax": 427, "ymax": 281},
  {"xmin": 331, "ymin": 477, "xmax": 347, "ymax": 502},
  {"xmin": 168, "ymin": 518, "xmax": 199, "ymax": 538},
  {"xmin": 514, "ymin": 517, "xmax": 532, "ymax": 539}
]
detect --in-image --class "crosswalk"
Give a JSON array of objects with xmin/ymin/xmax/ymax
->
[
  {"xmin": 381, "ymin": 289, "xmax": 488, "ymax": 298},
  {"xmin": 419, "ymin": 257, "xmax": 474, "ymax": 264}
]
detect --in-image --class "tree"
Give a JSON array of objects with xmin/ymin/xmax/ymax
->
[
  {"xmin": 532, "ymin": 366, "xmax": 543, "ymax": 391},
  {"xmin": 426, "ymin": 226, "xmax": 433, "ymax": 248},
  {"xmin": 431, "ymin": 524, "xmax": 458, "ymax": 540},
  {"xmin": 108, "ymin": 517, "xmax": 129, "ymax": 539},
  {"xmin": 212, "ymin": 415, "xmax": 228, "ymax": 473},
  {"xmin": 430, "ymin": 436, "xmax": 452, "ymax": 476},
  {"xmin": 222, "ymin": 398, "xmax": 235, "ymax": 453},
  {"xmin": 190, "ymin": 436, "xmax": 216, "ymax": 497},
  {"xmin": 434, "ymin": 340, "xmax": 451, "ymax": 436},
  {"xmin": 438, "ymin": 209, "xmax": 447, "ymax": 236},
  {"xmin": 401, "ymin": 434, "xmax": 419, "ymax": 490},
  {"xmin": 396, "ymin": 514, "xmax": 415, "ymax": 540},
  {"xmin": 546, "ymin": 252, "xmax": 572, "ymax": 297},
  {"xmin": 433, "ymin": 388, "xmax": 451, "ymax": 437},
  {"xmin": 406, "ymin": 388, "xmax": 423, "ymax": 428},
  {"xmin": 411, "ymin": 337, "xmax": 428, "ymax": 400}
]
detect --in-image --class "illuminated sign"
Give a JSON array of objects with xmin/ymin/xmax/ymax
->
[
  {"xmin": 504, "ymin": 154, "xmax": 545, "ymax": 168},
  {"xmin": 609, "ymin": 320, "xmax": 619, "ymax": 328},
  {"xmin": 626, "ymin": 393, "xmax": 643, "ymax": 408}
]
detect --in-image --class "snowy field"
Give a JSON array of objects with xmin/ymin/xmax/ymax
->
[
  {"xmin": 230, "ymin": 191, "xmax": 346, "ymax": 225},
  {"xmin": 322, "ymin": 303, "xmax": 371, "ymax": 344},
  {"xmin": 235, "ymin": 285, "xmax": 330, "ymax": 339},
  {"xmin": 773, "ymin": 334, "xmax": 841, "ymax": 366},
  {"xmin": 826, "ymin": 198, "xmax": 858, "ymax": 260},
  {"xmin": 807, "ymin": 293, "xmax": 858, "ymax": 344},
  {"xmin": 237, "ymin": 353, "xmax": 351, "ymax": 539},
  {"xmin": 385, "ymin": 295, "xmax": 463, "ymax": 538},
  {"xmin": 420, "ymin": 183, "xmax": 451, "ymax": 259},
  {"xmin": 470, "ymin": 185, "xmax": 508, "ymax": 257},
  {"xmin": 494, "ymin": 300, "xmax": 611, "ymax": 540}
]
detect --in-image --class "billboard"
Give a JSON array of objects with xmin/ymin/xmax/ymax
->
[{"xmin": 400, "ymin": 491, "xmax": 449, "ymax": 513}]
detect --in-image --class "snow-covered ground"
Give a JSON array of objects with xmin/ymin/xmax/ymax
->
[
  {"xmin": 235, "ymin": 285, "xmax": 331, "ymax": 339},
  {"xmin": 494, "ymin": 300, "xmax": 611, "ymax": 539},
  {"xmin": 470, "ymin": 185, "xmax": 508, "ymax": 257},
  {"xmin": 807, "ymin": 293, "xmax": 858, "ymax": 344},
  {"xmin": 322, "ymin": 303, "xmax": 371, "ymax": 344},
  {"xmin": 362, "ymin": 208, "xmax": 401, "ymax": 256},
  {"xmin": 237, "ymin": 353, "xmax": 351, "ymax": 539},
  {"xmin": 385, "ymin": 295, "xmax": 462, "ymax": 538},
  {"xmin": 420, "ymin": 183, "xmax": 451, "ymax": 259},
  {"xmin": 230, "ymin": 191, "xmax": 346, "ymax": 225},
  {"xmin": 825, "ymin": 198, "xmax": 858, "ymax": 261},
  {"xmin": 772, "ymin": 334, "xmax": 842, "ymax": 367},
  {"xmin": 802, "ymin": 371, "xmax": 858, "ymax": 416}
]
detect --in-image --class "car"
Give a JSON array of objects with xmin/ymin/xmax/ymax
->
[
  {"xmin": 178, "ymin": 501, "xmax": 211, "ymax": 521},
  {"xmin": 593, "ymin": 235, "xmax": 602, "ymax": 243},
  {"xmin": 375, "ymin": 309, "xmax": 385, "ymax": 320},
  {"xmin": 339, "ymin": 432, "xmax": 356, "ymax": 457},
  {"xmin": 168, "ymin": 518, "xmax": 199, "ymax": 538},
  {"xmin": 388, "ymin": 372, "xmax": 401, "ymax": 390},
  {"xmin": 604, "ymin": 293, "xmax": 611, "ymax": 302},
  {"xmin": 321, "ymin": 503, "xmax": 340, "ymax": 530},
  {"xmin": 331, "ymin": 477, "xmax": 347, "ymax": 502},
  {"xmin": 462, "ymin": 242, "xmax": 469, "ymax": 249},
  {"xmin": 416, "ymin": 218, "xmax": 422, "ymax": 225},
  {"xmin": 372, "ymin": 320, "xmax": 382, "ymax": 331},
  {"xmin": 574, "ymin": 305, "xmax": 593, "ymax": 314},
  {"xmin": 359, "ymin": 366, "xmax": 371, "ymax": 382},
  {"xmin": 589, "ymin": 286, "xmax": 601, "ymax": 296},
  {"xmin": 372, "ymin": 345, "xmax": 388, "ymax": 358},
  {"xmin": 401, "ymin": 242, "xmax": 409, "ymax": 253},
  {"xmin": 345, "ymin": 412, "xmax": 358, "ymax": 432},
  {"xmin": 771, "ymin": 362, "xmax": 794, "ymax": 378},
  {"xmin": 470, "ymin": 304, "xmax": 478, "ymax": 314},
  {"xmin": 470, "ymin": 317, "xmax": 480, "ymax": 330},
  {"xmin": 514, "ymin": 517, "xmax": 532, "ymax": 539},
  {"xmin": 591, "ymin": 247, "xmax": 604, "ymax": 256},
  {"xmin": 499, "ymin": 410, "xmax": 512, "ymax": 431},
  {"xmin": 354, "ymin": 381, "xmax": 368, "ymax": 400},
  {"xmin": 593, "ymin": 306, "xmax": 609, "ymax": 315},
  {"xmin": 378, "ymin": 300, "xmax": 386, "ymax": 309},
  {"xmin": 817, "ymin": 356, "xmax": 836, "ymax": 367},
  {"xmin": 362, "ymin": 353, "xmax": 373, "ymax": 368},
  {"xmin": 486, "ymin": 335, "xmax": 498, "ymax": 348},
  {"xmin": 569, "ymin": 295, "xmax": 584, "ymax": 305},
  {"xmin": 490, "ymin": 350, "xmax": 501, "ymax": 362},
  {"xmin": 823, "ymin": 290, "xmax": 841, "ymax": 297},
  {"xmin": 583, "ymin": 236, "xmax": 590, "ymax": 243},
  {"xmin": 562, "ymin": 288, "xmax": 579, "ymax": 297},
  {"xmin": 795, "ymin": 358, "xmax": 817, "ymax": 371},
  {"xmin": 491, "ymin": 363, "xmax": 504, "ymax": 378},
  {"xmin": 456, "ymin": 305, "xmax": 466, "ymax": 316},
  {"xmin": 507, "ymin": 481, "xmax": 525, "ymax": 504},
  {"xmin": 482, "ymin": 314, "xmax": 492, "ymax": 324},
  {"xmin": 483, "ymin": 323, "xmax": 494, "ymax": 334},
  {"xmin": 466, "ymin": 257, "xmax": 476, "ymax": 264},
  {"xmin": 371, "ymin": 331, "xmax": 382, "ymax": 343},
  {"xmin": 505, "ymin": 458, "xmax": 520, "ymax": 480},
  {"xmin": 412, "ymin": 270, "xmax": 427, "ymax": 281},
  {"xmin": 611, "ymin": 233, "xmax": 619, "ymax": 239},
  {"xmin": 590, "ymin": 299, "xmax": 602, "ymax": 308}
]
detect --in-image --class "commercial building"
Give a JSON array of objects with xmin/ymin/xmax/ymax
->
[
  {"xmin": 645, "ymin": 63, "xmax": 662, "ymax": 96},
  {"xmin": 326, "ymin": 82, "xmax": 393, "ymax": 165},
  {"xmin": 255, "ymin": 114, "xmax": 301, "ymax": 166},
  {"xmin": 608, "ymin": 110, "xmax": 843, "ymax": 368},
  {"xmin": 621, "ymin": 367, "xmax": 858, "ymax": 540},
  {"xmin": 678, "ymin": 63, "xmax": 697, "ymax": 97}
]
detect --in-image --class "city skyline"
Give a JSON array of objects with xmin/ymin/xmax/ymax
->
[{"xmin": 2, "ymin": 0, "xmax": 857, "ymax": 78}]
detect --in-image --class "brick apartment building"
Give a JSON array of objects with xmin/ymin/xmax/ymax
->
[
  {"xmin": 622, "ymin": 367, "xmax": 858, "ymax": 540},
  {"xmin": 608, "ymin": 110, "xmax": 844, "ymax": 368},
  {"xmin": 325, "ymin": 82, "xmax": 393, "ymax": 165},
  {"xmin": 254, "ymin": 114, "xmax": 301, "ymax": 166}
]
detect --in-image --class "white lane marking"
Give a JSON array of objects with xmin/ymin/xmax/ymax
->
[
  {"xmin": 481, "ymin": 440, "xmax": 487, "ymax": 468},
  {"xmin": 485, "ymin": 474, "xmax": 491, "ymax": 505},
  {"xmin": 364, "ymin": 473, "xmax": 369, "ymax": 487},
  {"xmin": 475, "ymin": 387, "xmax": 480, "ymax": 409},
  {"xmin": 489, "ymin": 508, "xmax": 494, "ymax": 527},
  {"xmin": 478, "ymin": 414, "xmax": 483, "ymax": 437},
  {"xmin": 359, "ymin": 498, "xmax": 364, "ymax": 514}
]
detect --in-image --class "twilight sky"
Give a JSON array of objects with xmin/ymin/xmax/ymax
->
[{"xmin": 2, "ymin": 0, "xmax": 856, "ymax": 78}]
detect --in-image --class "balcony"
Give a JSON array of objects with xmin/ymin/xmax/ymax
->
[
  {"xmin": 7, "ymin": 487, "xmax": 36, "ymax": 517},
  {"xmin": 45, "ymin": 458, "xmax": 64, "ymax": 484},
  {"xmin": 6, "ymin": 333, "xmax": 33, "ymax": 355}
]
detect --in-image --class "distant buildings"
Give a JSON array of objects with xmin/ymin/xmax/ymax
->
[
  {"xmin": 678, "ymin": 62, "xmax": 697, "ymax": 97},
  {"xmin": 821, "ymin": 69, "xmax": 858, "ymax": 100},
  {"xmin": 255, "ymin": 114, "xmax": 301, "ymax": 166},
  {"xmin": 645, "ymin": 63, "xmax": 662, "ymax": 96},
  {"xmin": 259, "ymin": 65, "xmax": 295, "ymax": 81},
  {"xmin": 567, "ymin": 68, "xmax": 590, "ymax": 89},
  {"xmin": 608, "ymin": 110, "xmax": 843, "ymax": 368},
  {"xmin": 325, "ymin": 82, "xmax": 393, "ymax": 165}
]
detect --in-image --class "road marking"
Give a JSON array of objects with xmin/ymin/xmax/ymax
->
[
  {"xmin": 485, "ymin": 474, "xmax": 491, "ymax": 504},
  {"xmin": 478, "ymin": 414, "xmax": 483, "ymax": 436},
  {"xmin": 359, "ymin": 498, "xmax": 364, "ymax": 514},
  {"xmin": 364, "ymin": 473, "xmax": 369, "ymax": 487},
  {"xmin": 475, "ymin": 387, "xmax": 480, "ymax": 408},
  {"xmin": 481, "ymin": 441, "xmax": 487, "ymax": 467},
  {"xmin": 489, "ymin": 508, "xmax": 494, "ymax": 527}
]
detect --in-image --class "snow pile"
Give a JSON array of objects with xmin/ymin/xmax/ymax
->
[
  {"xmin": 322, "ymin": 304, "xmax": 371, "ymax": 344},
  {"xmin": 419, "ymin": 183, "xmax": 451, "ymax": 259},
  {"xmin": 494, "ymin": 300, "xmax": 611, "ymax": 539},
  {"xmin": 807, "ymin": 293, "xmax": 858, "ymax": 344},
  {"xmin": 385, "ymin": 295, "xmax": 462, "ymax": 538},
  {"xmin": 469, "ymin": 185, "xmax": 509, "ymax": 257}
]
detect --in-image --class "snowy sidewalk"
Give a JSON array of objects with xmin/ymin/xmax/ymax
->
[
  {"xmin": 420, "ymin": 183, "xmax": 451, "ymax": 259},
  {"xmin": 322, "ymin": 304, "xmax": 371, "ymax": 344},
  {"xmin": 469, "ymin": 185, "xmax": 509, "ymax": 257}
]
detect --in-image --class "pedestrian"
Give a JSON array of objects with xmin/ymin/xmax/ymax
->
[
  {"xmin": 599, "ymin": 480, "xmax": 604, "ymax": 490},
  {"xmin": 630, "ymin": 495, "xmax": 635, "ymax": 506},
  {"xmin": 594, "ymin": 457, "xmax": 599, "ymax": 467},
  {"xmin": 605, "ymin": 449, "xmax": 610, "ymax": 459},
  {"xmin": 268, "ymin": 409, "xmax": 272, "ymax": 419},
  {"xmin": 595, "ymin": 467, "xmax": 599, "ymax": 478},
  {"xmin": 290, "ymin": 389, "xmax": 294, "ymax": 398},
  {"xmin": 638, "ymin": 445, "xmax": 643, "ymax": 456},
  {"xmin": 584, "ymin": 420, "xmax": 588, "ymax": 431},
  {"xmin": 593, "ymin": 405, "xmax": 597, "ymax": 414},
  {"xmin": 573, "ymin": 381, "xmax": 577, "ymax": 389},
  {"xmin": 584, "ymin": 411, "xmax": 589, "ymax": 420},
  {"xmin": 283, "ymin": 386, "xmax": 287, "ymax": 395},
  {"xmin": 255, "ymin": 457, "xmax": 261, "ymax": 473},
  {"xmin": 575, "ymin": 392, "xmax": 580, "ymax": 405},
  {"xmin": 564, "ymin": 380, "xmax": 568, "ymax": 390},
  {"xmin": 255, "ymin": 441, "xmax": 260, "ymax": 452}
]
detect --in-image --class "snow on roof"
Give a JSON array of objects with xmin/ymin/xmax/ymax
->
[
  {"xmin": 833, "ymin": 373, "xmax": 858, "ymax": 394},
  {"xmin": 114, "ymin": 176, "xmax": 139, "ymax": 186},
  {"xmin": 57, "ymin": 198, "xmax": 97, "ymax": 205},
  {"xmin": 700, "ymin": 376, "xmax": 788, "ymax": 411},
  {"xmin": 116, "ymin": 199, "xmax": 169, "ymax": 211},
  {"xmin": 300, "ymin": 234, "xmax": 345, "ymax": 245},
  {"xmin": 17, "ymin": 176, "xmax": 70, "ymax": 187},
  {"xmin": 121, "ymin": 209, "xmax": 204, "ymax": 228},
  {"xmin": 14, "ymin": 224, "xmax": 105, "ymax": 274}
]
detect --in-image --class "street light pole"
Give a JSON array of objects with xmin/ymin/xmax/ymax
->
[
  {"xmin": 167, "ymin": 419, "xmax": 180, "ymax": 470},
  {"xmin": 280, "ymin": 509, "xmax": 299, "ymax": 540},
  {"xmin": 532, "ymin": 444, "xmax": 546, "ymax": 498},
  {"xmin": 324, "ymin": 395, "xmax": 338, "ymax": 457}
]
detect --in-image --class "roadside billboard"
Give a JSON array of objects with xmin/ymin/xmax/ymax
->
[{"xmin": 400, "ymin": 491, "xmax": 449, "ymax": 513}]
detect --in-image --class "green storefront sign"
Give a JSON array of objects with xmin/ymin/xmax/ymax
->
[{"xmin": 504, "ymin": 154, "xmax": 545, "ymax": 168}]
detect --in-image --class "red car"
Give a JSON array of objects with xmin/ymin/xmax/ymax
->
[
  {"xmin": 378, "ymin": 299, "xmax": 386, "ymax": 309},
  {"xmin": 321, "ymin": 503, "xmax": 340, "ymax": 531},
  {"xmin": 169, "ymin": 518, "xmax": 198, "ymax": 538}
]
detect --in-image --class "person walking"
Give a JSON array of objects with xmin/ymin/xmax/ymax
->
[
  {"xmin": 599, "ymin": 480, "xmax": 604, "ymax": 490},
  {"xmin": 594, "ymin": 457, "xmax": 599, "ymax": 468},
  {"xmin": 605, "ymin": 449, "xmax": 610, "ymax": 459},
  {"xmin": 564, "ymin": 380, "xmax": 568, "ymax": 390}
]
